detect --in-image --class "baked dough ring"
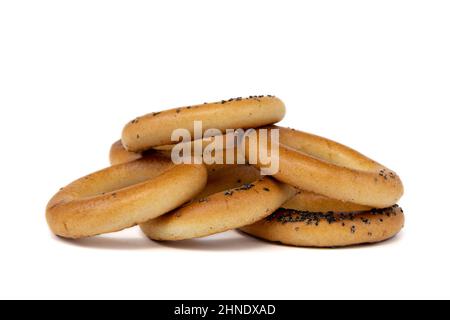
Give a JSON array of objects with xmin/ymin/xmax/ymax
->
[
  {"xmin": 46, "ymin": 152, "xmax": 207, "ymax": 239},
  {"xmin": 240, "ymin": 205, "xmax": 404, "ymax": 248},
  {"xmin": 122, "ymin": 95, "xmax": 286, "ymax": 152},
  {"xmin": 140, "ymin": 177, "xmax": 297, "ymax": 241},
  {"xmin": 247, "ymin": 126, "xmax": 404, "ymax": 208}
]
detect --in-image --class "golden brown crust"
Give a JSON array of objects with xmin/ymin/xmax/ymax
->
[
  {"xmin": 46, "ymin": 153, "xmax": 208, "ymax": 239},
  {"xmin": 240, "ymin": 206, "xmax": 404, "ymax": 247},
  {"xmin": 140, "ymin": 177, "xmax": 298, "ymax": 241},
  {"xmin": 247, "ymin": 126, "xmax": 404, "ymax": 208},
  {"xmin": 194, "ymin": 165, "xmax": 261, "ymax": 200},
  {"xmin": 122, "ymin": 96, "xmax": 286, "ymax": 152},
  {"xmin": 109, "ymin": 140, "xmax": 144, "ymax": 165}
]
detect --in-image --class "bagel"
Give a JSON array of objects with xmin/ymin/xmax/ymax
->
[
  {"xmin": 245, "ymin": 126, "xmax": 404, "ymax": 208},
  {"xmin": 46, "ymin": 152, "xmax": 207, "ymax": 239},
  {"xmin": 140, "ymin": 177, "xmax": 298, "ymax": 241},
  {"xmin": 122, "ymin": 95, "xmax": 286, "ymax": 152},
  {"xmin": 240, "ymin": 205, "xmax": 404, "ymax": 247}
]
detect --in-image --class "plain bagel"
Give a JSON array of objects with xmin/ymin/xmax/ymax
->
[
  {"xmin": 245, "ymin": 126, "xmax": 404, "ymax": 208},
  {"xmin": 140, "ymin": 177, "xmax": 298, "ymax": 241},
  {"xmin": 46, "ymin": 152, "xmax": 207, "ymax": 238},
  {"xmin": 240, "ymin": 205, "xmax": 404, "ymax": 247},
  {"xmin": 122, "ymin": 95, "xmax": 286, "ymax": 152}
]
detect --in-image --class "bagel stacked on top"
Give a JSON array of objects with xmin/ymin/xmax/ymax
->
[{"xmin": 47, "ymin": 96, "xmax": 404, "ymax": 247}]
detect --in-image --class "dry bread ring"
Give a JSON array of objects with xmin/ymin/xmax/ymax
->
[
  {"xmin": 240, "ymin": 205, "xmax": 404, "ymax": 248},
  {"xmin": 122, "ymin": 95, "xmax": 286, "ymax": 152},
  {"xmin": 246, "ymin": 126, "xmax": 404, "ymax": 208},
  {"xmin": 240, "ymin": 183, "xmax": 404, "ymax": 247},
  {"xmin": 140, "ymin": 177, "xmax": 297, "ymax": 241},
  {"xmin": 46, "ymin": 153, "xmax": 207, "ymax": 239}
]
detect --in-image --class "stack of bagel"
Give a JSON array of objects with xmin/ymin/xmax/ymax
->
[{"xmin": 46, "ymin": 96, "xmax": 404, "ymax": 247}]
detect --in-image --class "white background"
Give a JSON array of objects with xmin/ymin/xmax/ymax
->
[{"xmin": 0, "ymin": 0, "xmax": 449, "ymax": 300}]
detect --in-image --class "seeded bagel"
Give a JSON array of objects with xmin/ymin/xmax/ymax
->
[
  {"xmin": 122, "ymin": 95, "xmax": 286, "ymax": 152},
  {"xmin": 240, "ymin": 205, "xmax": 404, "ymax": 247},
  {"xmin": 245, "ymin": 126, "xmax": 404, "ymax": 208},
  {"xmin": 140, "ymin": 177, "xmax": 297, "ymax": 241}
]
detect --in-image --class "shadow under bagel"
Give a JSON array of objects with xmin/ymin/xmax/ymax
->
[{"xmin": 52, "ymin": 228, "xmax": 266, "ymax": 252}]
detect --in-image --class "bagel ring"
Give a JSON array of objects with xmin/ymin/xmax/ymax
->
[
  {"xmin": 122, "ymin": 95, "xmax": 286, "ymax": 152},
  {"xmin": 46, "ymin": 152, "xmax": 207, "ymax": 239},
  {"xmin": 246, "ymin": 126, "xmax": 404, "ymax": 208},
  {"xmin": 240, "ymin": 205, "xmax": 404, "ymax": 248},
  {"xmin": 140, "ymin": 177, "xmax": 298, "ymax": 241}
]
